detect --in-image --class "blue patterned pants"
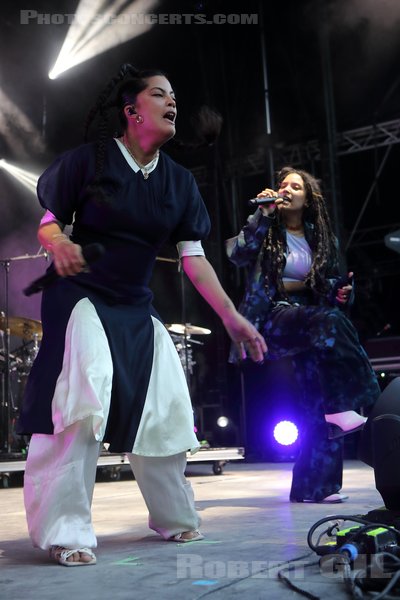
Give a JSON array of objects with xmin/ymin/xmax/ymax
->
[
  {"xmin": 289, "ymin": 354, "xmax": 344, "ymax": 501},
  {"xmin": 263, "ymin": 299, "xmax": 380, "ymax": 414},
  {"xmin": 263, "ymin": 294, "xmax": 380, "ymax": 501}
]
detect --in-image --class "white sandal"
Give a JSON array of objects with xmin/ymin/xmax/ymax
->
[
  {"xmin": 168, "ymin": 530, "xmax": 204, "ymax": 543},
  {"xmin": 49, "ymin": 545, "xmax": 97, "ymax": 566}
]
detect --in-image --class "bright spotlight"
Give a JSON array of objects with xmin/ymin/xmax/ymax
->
[
  {"xmin": 273, "ymin": 420, "xmax": 299, "ymax": 447},
  {"xmin": 217, "ymin": 416, "xmax": 229, "ymax": 428},
  {"xmin": 0, "ymin": 159, "xmax": 39, "ymax": 194},
  {"xmin": 49, "ymin": 0, "xmax": 160, "ymax": 79}
]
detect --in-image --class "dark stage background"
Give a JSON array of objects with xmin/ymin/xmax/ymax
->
[{"xmin": 1, "ymin": 0, "xmax": 400, "ymax": 457}]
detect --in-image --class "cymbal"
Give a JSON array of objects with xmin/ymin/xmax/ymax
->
[
  {"xmin": 166, "ymin": 323, "xmax": 211, "ymax": 336},
  {"xmin": 0, "ymin": 315, "xmax": 43, "ymax": 340}
]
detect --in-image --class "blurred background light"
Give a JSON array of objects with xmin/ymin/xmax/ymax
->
[
  {"xmin": 0, "ymin": 89, "xmax": 45, "ymax": 158},
  {"xmin": 273, "ymin": 420, "xmax": 299, "ymax": 447},
  {"xmin": 216, "ymin": 416, "xmax": 229, "ymax": 428},
  {"xmin": 0, "ymin": 160, "xmax": 39, "ymax": 195}
]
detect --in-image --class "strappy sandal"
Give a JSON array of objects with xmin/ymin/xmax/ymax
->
[
  {"xmin": 168, "ymin": 530, "xmax": 204, "ymax": 543},
  {"xmin": 49, "ymin": 545, "xmax": 97, "ymax": 566}
]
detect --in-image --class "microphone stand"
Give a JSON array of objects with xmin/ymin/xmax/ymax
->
[
  {"xmin": 179, "ymin": 267, "xmax": 191, "ymax": 389},
  {"xmin": 155, "ymin": 255, "xmax": 192, "ymax": 385},
  {"xmin": 0, "ymin": 250, "xmax": 47, "ymax": 453}
]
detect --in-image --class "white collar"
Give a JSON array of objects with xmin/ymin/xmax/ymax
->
[{"xmin": 114, "ymin": 138, "xmax": 159, "ymax": 175}]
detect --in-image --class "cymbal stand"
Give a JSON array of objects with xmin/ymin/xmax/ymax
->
[
  {"xmin": 0, "ymin": 256, "xmax": 11, "ymax": 453},
  {"xmin": 155, "ymin": 255, "xmax": 194, "ymax": 386},
  {"xmin": 0, "ymin": 250, "xmax": 47, "ymax": 453}
]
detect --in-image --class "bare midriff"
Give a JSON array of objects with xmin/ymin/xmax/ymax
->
[{"xmin": 283, "ymin": 280, "xmax": 307, "ymax": 292}]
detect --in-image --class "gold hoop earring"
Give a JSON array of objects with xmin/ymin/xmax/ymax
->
[{"xmin": 135, "ymin": 114, "xmax": 144, "ymax": 124}]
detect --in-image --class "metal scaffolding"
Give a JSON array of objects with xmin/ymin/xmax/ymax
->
[
  {"xmin": 192, "ymin": 118, "xmax": 400, "ymax": 184},
  {"xmin": 191, "ymin": 118, "xmax": 400, "ymax": 257}
]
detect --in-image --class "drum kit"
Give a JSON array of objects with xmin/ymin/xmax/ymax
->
[
  {"xmin": 0, "ymin": 249, "xmax": 47, "ymax": 453},
  {"xmin": 0, "ymin": 315, "xmax": 209, "ymax": 452},
  {"xmin": 166, "ymin": 323, "xmax": 211, "ymax": 383},
  {"xmin": 0, "ymin": 314, "xmax": 42, "ymax": 453},
  {"xmin": 0, "ymin": 317, "xmax": 209, "ymax": 451}
]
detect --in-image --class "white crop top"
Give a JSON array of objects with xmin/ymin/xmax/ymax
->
[{"xmin": 282, "ymin": 232, "xmax": 312, "ymax": 282}]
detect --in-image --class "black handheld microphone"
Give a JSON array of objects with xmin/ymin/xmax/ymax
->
[
  {"xmin": 248, "ymin": 193, "xmax": 290, "ymax": 206},
  {"xmin": 23, "ymin": 243, "xmax": 105, "ymax": 296}
]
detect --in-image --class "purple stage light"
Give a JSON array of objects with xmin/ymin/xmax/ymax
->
[{"xmin": 273, "ymin": 420, "xmax": 299, "ymax": 446}]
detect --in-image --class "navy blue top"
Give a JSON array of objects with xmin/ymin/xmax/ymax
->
[{"xmin": 18, "ymin": 140, "xmax": 210, "ymax": 452}]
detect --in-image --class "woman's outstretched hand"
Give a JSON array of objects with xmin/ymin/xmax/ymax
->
[
  {"xmin": 39, "ymin": 224, "xmax": 87, "ymax": 278},
  {"xmin": 222, "ymin": 311, "xmax": 267, "ymax": 363},
  {"xmin": 181, "ymin": 255, "xmax": 267, "ymax": 363},
  {"xmin": 51, "ymin": 237, "xmax": 86, "ymax": 277}
]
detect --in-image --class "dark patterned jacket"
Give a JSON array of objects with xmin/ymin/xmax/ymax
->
[{"xmin": 225, "ymin": 208, "xmax": 352, "ymax": 334}]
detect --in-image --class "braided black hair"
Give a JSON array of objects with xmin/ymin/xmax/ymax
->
[
  {"xmin": 84, "ymin": 64, "xmax": 223, "ymax": 201},
  {"xmin": 84, "ymin": 63, "xmax": 138, "ymax": 142},
  {"xmin": 262, "ymin": 166, "xmax": 338, "ymax": 300},
  {"xmin": 84, "ymin": 63, "xmax": 165, "ymax": 200}
]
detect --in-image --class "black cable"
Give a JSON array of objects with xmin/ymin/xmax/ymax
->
[
  {"xmin": 195, "ymin": 516, "xmax": 400, "ymax": 599},
  {"xmin": 336, "ymin": 555, "xmax": 364, "ymax": 600},
  {"xmin": 353, "ymin": 552, "xmax": 400, "ymax": 600},
  {"xmin": 368, "ymin": 568, "xmax": 400, "ymax": 600},
  {"xmin": 192, "ymin": 552, "xmax": 314, "ymax": 599},
  {"xmin": 314, "ymin": 523, "xmax": 340, "ymax": 548},
  {"xmin": 307, "ymin": 514, "xmax": 400, "ymax": 553},
  {"xmin": 307, "ymin": 515, "xmax": 371, "ymax": 552},
  {"xmin": 319, "ymin": 549, "xmax": 400, "ymax": 600},
  {"xmin": 308, "ymin": 514, "xmax": 400, "ymax": 600},
  {"xmin": 277, "ymin": 558, "xmax": 322, "ymax": 600}
]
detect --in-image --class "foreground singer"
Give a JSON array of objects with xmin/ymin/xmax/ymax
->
[{"xmin": 18, "ymin": 64, "xmax": 266, "ymax": 566}]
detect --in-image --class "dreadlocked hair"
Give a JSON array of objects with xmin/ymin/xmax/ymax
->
[
  {"xmin": 84, "ymin": 63, "xmax": 165, "ymax": 202},
  {"xmin": 261, "ymin": 166, "xmax": 338, "ymax": 300}
]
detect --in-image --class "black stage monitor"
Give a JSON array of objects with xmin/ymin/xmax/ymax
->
[{"xmin": 359, "ymin": 377, "xmax": 400, "ymax": 511}]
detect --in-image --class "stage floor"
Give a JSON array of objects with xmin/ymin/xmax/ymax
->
[{"xmin": 0, "ymin": 460, "xmax": 386, "ymax": 599}]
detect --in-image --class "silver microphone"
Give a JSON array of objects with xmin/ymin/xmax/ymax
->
[{"xmin": 248, "ymin": 193, "xmax": 290, "ymax": 206}]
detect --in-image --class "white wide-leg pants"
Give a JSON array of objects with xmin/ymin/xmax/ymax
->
[{"xmin": 24, "ymin": 418, "xmax": 201, "ymax": 550}]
